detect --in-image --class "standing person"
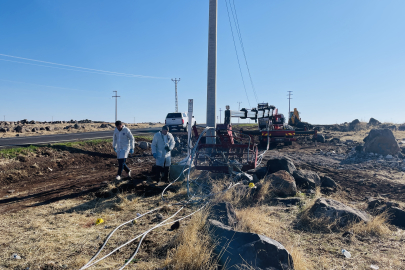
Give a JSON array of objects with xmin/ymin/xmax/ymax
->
[
  {"xmin": 113, "ymin": 120, "xmax": 135, "ymax": 180},
  {"xmin": 151, "ymin": 125, "xmax": 175, "ymax": 182}
]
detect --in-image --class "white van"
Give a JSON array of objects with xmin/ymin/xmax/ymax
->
[{"xmin": 165, "ymin": 112, "xmax": 196, "ymax": 132}]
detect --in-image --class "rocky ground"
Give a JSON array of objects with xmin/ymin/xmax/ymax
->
[
  {"xmin": 0, "ymin": 127, "xmax": 404, "ymax": 269},
  {"xmin": 0, "ymin": 120, "xmax": 162, "ymax": 138}
]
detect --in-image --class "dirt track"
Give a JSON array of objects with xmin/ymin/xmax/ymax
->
[
  {"xmin": 1, "ymin": 131, "xmax": 405, "ymax": 215},
  {"xmin": 0, "ymin": 140, "xmax": 156, "ymax": 214}
]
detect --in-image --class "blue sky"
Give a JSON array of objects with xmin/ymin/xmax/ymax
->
[{"xmin": 0, "ymin": 0, "xmax": 404, "ymax": 124}]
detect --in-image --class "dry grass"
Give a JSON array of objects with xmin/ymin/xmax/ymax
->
[
  {"xmin": 235, "ymin": 206, "xmax": 285, "ymax": 239},
  {"xmin": 296, "ymin": 192, "xmax": 340, "ymax": 233},
  {"xmin": 350, "ymin": 212, "xmax": 392, "ymax": 237},
  {"xmin": 234, "ymin": 206, "xmax": 312, "ymax": 269},
  {"xmin": 0, "ymin": 181, "xmax": 199, "ymax": 270},
  {"xmin": 164, "ymin": 211, "xmax": 218, "ymax": 270}
]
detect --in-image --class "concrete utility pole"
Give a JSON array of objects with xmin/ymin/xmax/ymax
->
[
  {"xmin": 237, "ymin": 101, "xmax": 242, "ymax": 123},
  {"xmin": 172, "ymin": 78, "xmax": 181, "ymax": 112},
  {"xmin": 112, "ymin": 91, "xmax": 120, "ymax": 122},
  {"xmin": 3, "ymin": 115, "xmax": 5, "ymax": 121},
  {"xmin": 287, "ymin": 91, "xmax": 293, "ymax": 116},
  {"xmin": 206, "ymin": 0, "xmax": 217, "ymax": 140}
]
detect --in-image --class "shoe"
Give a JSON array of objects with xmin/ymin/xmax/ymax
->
[
  {"xmin": 128, "ymin": 170, "xmax": 132, "ymax": 178},
  {"xmin": 116, "ymin": 175, "xmax": 121, "ymax": 180}
]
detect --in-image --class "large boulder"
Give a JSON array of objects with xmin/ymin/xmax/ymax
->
[
  {"xmin": 320, "ymin": 176, "xmax": 338, "ymax": 188},
  {"xmin": 0, "ymin": 127, "xmax": 7, "ymax": 133},
  {"xmin": 252, "ymin": 166, "xmax": 268, "ymax": 181},
  {"xmin": 363, "ymin": 129, "xmax": 400, "ymax": 156},
  {"xmin": 14, "ymin": 125, "xmax": 24, "ymax": 133},
  {"xmin": 209, "ymin": 219, "xmax": 294, "ymax": 270},
  {"xmin": 266, "ymin": 170, "xmax": 297, "ymax": 197},
  {"xmin": 293, "ymin": 170, "xmax": 321, "ymax": 188},
  {"xmin": 310, "ymin": 198, "xmax": 369, "ymax": 227},
  {"xmin": 316, "ymin": 134, "xmax": 326, "ymax": 143},
  {"xmin": 45, "ymin": 126, "xmax": 53, "ymax": 131},
  {"xmin": 388, "ymin": 207, "xmax": 405, "ymax": 228},
  {"xmin": 266, "ymin": 157, "xmax": 296, "ymax": 175},
  {"xmin": 398, "ymin": 125, "xmax": 405, "ymax": 131},
  {"xmin": 349, "ymin": 119, "xmax": 361, "ymax": 130},
  {"xmin": 368, "ymin": 118, "xmax": 381, "ymax": 126},
  {"xmin": 139, "ymin": 141, "xmax": 150, "ymax": 150}
]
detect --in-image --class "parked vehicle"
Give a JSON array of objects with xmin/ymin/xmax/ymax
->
[{"xmin": 165, "ymin": 112, "xmax": 196, "ymax": 132}]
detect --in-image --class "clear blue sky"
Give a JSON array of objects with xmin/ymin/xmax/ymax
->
[{"xmin": 0, "ymin": 0, "xmax": 404, "ymax": 124}]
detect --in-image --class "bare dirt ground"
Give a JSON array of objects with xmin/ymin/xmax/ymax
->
[
  {"xmin": 1, "ymin": 129, "xmax": 405, "ymax": 269},
  {"xmin": 0, "ymin": 123, "xmax": 163, "ymax": 138}
]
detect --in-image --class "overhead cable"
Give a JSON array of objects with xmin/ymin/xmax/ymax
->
[
  {"xmin": 0, "ymin": 54, "xmax": 166, "ymax": 79},
  {"xmin": 229, "ymin": 0, "xmax": 259, "ymax": 103},
  {"xmin": 224, "ymin": 0, "xmax": 251, "ymax": 108}
]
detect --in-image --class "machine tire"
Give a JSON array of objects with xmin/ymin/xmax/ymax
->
[{"xmin": 184, "ymin": 124, "xmax": 188, "ymax": 132}]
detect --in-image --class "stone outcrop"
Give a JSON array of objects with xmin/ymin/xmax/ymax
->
[
  {"xmin": 363, "ymin": 129, "xmax": 400, "ymax": 156},
  {"xmin": 209, "ymin": 219, "xmax": 294, "ymax": 270},
  {"xmin": 266, "ymin": 157, "xmax": 296, "ymax": 175},
  {"xmin": 293, "ymin": 170, "xmax": 321, "ymax": 188},
  {"xmin": 266, "ymin": 170, "xmax": 297, "ymax": 197},
  {"xmin": 310, "ymin": 198, "xmax": 369, "ymax": 227}
]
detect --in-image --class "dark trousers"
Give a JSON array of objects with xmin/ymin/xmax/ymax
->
[
  {"xmin": 155, "ymin": 161, "xmax": 170, "ymax": 182},
  {"xmin": 117, "ymin": 158, "xmax": 130, "ymax": 176}
]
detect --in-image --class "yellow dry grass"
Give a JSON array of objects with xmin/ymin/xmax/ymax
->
[
  {"xmin": 164, "ymin": 211, "xmax": 217, "ymax": 270},
  {"xmin": 350, "ymin": 212, "xmax": 391, "ymax": 237},
  {"xmin": 234, "ymin": 206, "xmax": 312, "ymax": 270}
]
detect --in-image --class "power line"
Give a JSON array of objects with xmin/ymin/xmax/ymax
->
[
  {"xmin": 224, "ymin": 0, "xmax": 251, "ymax": 108},
  {"xmin": 0, "ymin": 54, "xmax": 166, "ymax": 79},
  {"xmin": 229, "ymin": 0, "xmax": 259, "ymax": 103},
  {"xmin": 171, "ymin": 78, "xmax": 180, "ymax": 112}
]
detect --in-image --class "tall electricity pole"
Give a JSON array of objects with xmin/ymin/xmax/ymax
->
[
  {"xmin": 112, "ymin": 91, "xmax": 120, "ymax": 122},
  {"xmin": 237, "ymin": 102, "xmax": 242, "ymax": 123},
  {"xmin": 287, "ymin": 91, "xmax": 293, "ymax": 116},
  {"xmin": 206, "ymin": 0, "xmax": 217, "ymax": 140},
  {"xmin": 219, "ymin": 108, "xmax": 222, "ymax": 124},
  {"xmin": 172, "ymin": 78, "xmax": 180, "ymax": 112}
]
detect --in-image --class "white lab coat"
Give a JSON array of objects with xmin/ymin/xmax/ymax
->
[
  {"xmin": 112, "ymin": 126, "xmax": 135, "ymax": 159},
  {"xmin": 151, "ymin": 131, "xmax": 175, "ymax": 167}
]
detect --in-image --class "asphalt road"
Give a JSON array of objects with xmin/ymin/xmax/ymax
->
[{"xmin": 0, "ymin": 127, "xmax": 161, "ymax": 149}]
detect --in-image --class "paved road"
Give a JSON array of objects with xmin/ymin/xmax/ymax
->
[{"xmin": 0, "ymin": 127, "xmax": 161, "ymax": 149}]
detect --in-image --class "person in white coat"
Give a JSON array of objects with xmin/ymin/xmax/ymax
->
[
  {"xmin": 151, "ymin": 125, "xmax": 175, "ymax": 182},
  {"xmin": 112, "ymin": 120, "xmax": 135, "ymax": 180}
]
